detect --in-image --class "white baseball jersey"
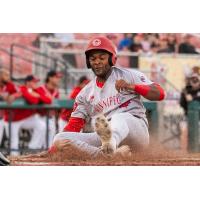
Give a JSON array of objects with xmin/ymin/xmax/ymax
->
[{"xmin": 71, "ymin": 66, "xmax": 153, "ymax": 125}]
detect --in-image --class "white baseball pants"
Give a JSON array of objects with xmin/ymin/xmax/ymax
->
[
  {"xmin": 53, "ymin": 112, "xmax": 149, "ymax": 157},
  {"xmin": 4, "ymin": 114, "xmax": 46, "ymax": 155}
]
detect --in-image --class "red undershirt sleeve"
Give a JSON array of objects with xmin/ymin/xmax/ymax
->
[
  {"xmin": 63, "ymin": 117, "xmax": 86, "ymax": 132},
  {"xmin": 134, "ymin": 83, "xmax": 165, "ymax": 100}
]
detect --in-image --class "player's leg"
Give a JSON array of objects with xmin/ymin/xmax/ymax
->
[
  {"xmin": 53, "ymin": 131, "xmax": 102, "ymax": 157},
  {"xmin": 109, "ymin": 112, "xmax": 149, "ymax": 150},
  {"xmin": 4, "ymin": 121, "xmax": 21, "ymax": 156},
  {"xmin": 122, "ymin": 114, "xmax": 149, "ymax": 149},
  {"xmin": 21, "ymin": 114, "xmax": 46, "ymax": 150}
]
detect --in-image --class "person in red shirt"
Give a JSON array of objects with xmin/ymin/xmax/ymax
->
[
  {"xmin": 0, "ymin": 68, "xmax": 22, "ymax": 148},
  {"xmin": 2, "ymin": 72, "xmax": 46, "ymax": 156},
  {"xmin": 59, "ymin": 76, "xmax": 90, "ymax": 132},
  {"xmin": 0, "ymin": 69, "xmax": 8, "ymax": 146},
  {"xmin": 35, "ymin": 70, "xmax": 62, "ymax": 148}
]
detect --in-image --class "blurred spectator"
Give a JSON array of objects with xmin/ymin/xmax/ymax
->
[
  {"xmin": 180, "ymin": 72, "xmax": 200, "ymax": 116},
  {"xmin": 192, "ymin": 66, "xmax": 200, "ymax": 74},
  {"xmin": 178, "ymin": 34, "xmax": 199, "ymax": 54},
  {"xmin": 150, "ymin": 43, "xmax": 159, "ymax": 54},
  {"xmin": 106, "ymin": 34, "xmax": 119, "ymax": 47},
  {"xmin": 128, "ymin": 34, "xmax": 143, "ymax": 68},
  {"xmin": 36, "ymin": 70, "xmax": 63, "ymax": 147},
  {"xmin": 118, "ymin": 33, "xmax": 133, "ymax": 51},
  {"xmin": 129, "ymin": 34, "xmax": 143, "ymax": 52},
  {"xmin": 147, "ymin": 33, "xmax": 160, "ymax": 45},
  {"xmin": 157, "ymin": 38, "xmax": 172, "ymax": 53},
  {"xmin": 167, "ymin": 34, "xmax": 177, "ymax": 52},
  {"xmin": 141, "ymin": 34, "xmax": 151, "ymax": 52},
  {"xmin": 59, "ymin": 76, "xmax": 90, "ymax": 132}
]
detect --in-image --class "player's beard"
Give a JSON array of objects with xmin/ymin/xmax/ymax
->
[
  {"xmin": 2, "ymin": 80, "xmax": 9, "ymax": 84},
  {"xmin": 92, "ymin": 65, "xmax": 112, "ymax": 81}
]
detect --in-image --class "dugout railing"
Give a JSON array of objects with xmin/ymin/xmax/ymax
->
[{"xmin": 0, "ymin": 99, "xmax": 158, "ymax": 155}]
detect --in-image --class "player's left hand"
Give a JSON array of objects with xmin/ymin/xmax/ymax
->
[
  {"xmin": 115, "ymin": 79, "xmax": 133, "ymax": 93},
  {"xmin": 54, "ymin": 139, "xmax": 72, "ymax": 151}
]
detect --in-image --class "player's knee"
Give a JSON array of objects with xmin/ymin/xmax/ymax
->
[{"xmin": 53, "ymin": 132, "xmax": 67, "ymax": 143}]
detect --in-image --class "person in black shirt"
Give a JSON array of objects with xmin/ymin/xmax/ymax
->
[
  {"xmin": 180, "ymin": 73, "xmax": 200, "ymax": 115},
  {"xmin": 178, "ymin": 34, "xmax": 199, "ymax": 54}
]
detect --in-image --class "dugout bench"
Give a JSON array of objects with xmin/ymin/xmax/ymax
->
[{"xmin": 0, "ymin": 99, "xmax": 158, "ymax": 155}]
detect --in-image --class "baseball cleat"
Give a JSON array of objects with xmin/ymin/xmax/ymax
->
[
  {"xmin": 114, "ymin": 145, "xmax": 132, "ymax": 158},
  {"xmin": 95, "ymin": 114, "xmax": 115, "ymax": 154},
  {"xmin": 0, "ymin": 152, "xmax": 10, "ymax": 166}
]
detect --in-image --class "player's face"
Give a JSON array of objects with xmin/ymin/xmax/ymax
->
[
  {"xmin": 190, "ymin": 77, "xmax": 200, "ymax": 89},
  {"xmin": 27, "ymin": 81, "xmax": 38, "ymax": 89},
  {"xmin": 1, "ymin": 71, "xmax": 10, "ymax": 84},
  {"xmin": 50, "ymin": 76, "xmax": 61, "ymax": 88},
  {"xmin": 89, "ymin": 51, "xmax": 111, "ymax": 78}
]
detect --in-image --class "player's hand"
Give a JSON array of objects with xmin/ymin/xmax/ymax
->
[
  {"xmin": 54, "ymin": 139, "xmax": 71, "ymax": 151},
  {"xmin": 185, "ymin": 94, "xmax": 193, "ymax": 102},
  {"xmin": 115, "ymin": 79, "xmax": 133, "ymax": 93},
  {"xmin": 7, "ymin": 95, "xmax": 16, "ymax": 104},
  {"xmin": 0, "ymin": 93, "xmax": 8, "ymax": 101},
  {"xmin": 31, "ymin": 91, "xmax": 40, "ymax": 98}
]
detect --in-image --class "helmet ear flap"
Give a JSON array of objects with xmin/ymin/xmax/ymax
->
[
  {"xmin": 109, "ymin": 54, "xmax": 117, "ymax": 67},
  {"xmin": 86, "ymin": 59, "xmax": 91, "ymax": 68},
  {"xmin": 108, "ymin": 55, "xmax": 113, "ymax": 66},
  {"xmin": 86, "ymin": 54, "xmax": 91, "ymax": 68}
]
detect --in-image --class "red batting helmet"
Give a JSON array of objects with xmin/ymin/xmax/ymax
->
[{"xmin": 85, "ymin": 36, "xmax": 117, "ymax": 68}]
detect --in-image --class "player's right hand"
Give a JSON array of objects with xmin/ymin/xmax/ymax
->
[{"xmin": 115, "ymin": 79, "xmax": 133, "ymax": 93}]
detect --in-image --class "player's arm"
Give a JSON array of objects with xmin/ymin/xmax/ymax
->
[
  {"xmin": 115, "ymin": 70, "xmax": 166, "ymax": 101},
  {"xmin": 35, "ymin": 87, "xmax": 52, "ymax": 104},
  {"xmin": 3, "ymin": 82, "xmax": 22, "ymax": 104},
  {"xmin": 63, "ymin": 117, "xmax": 86, "ymax": 132},
  {"xmin": 63, "ymin": 92, "xmax": 88, "ymax": 132},
  {"xmin": 115, "ymin": 80, "xmax": 165, "ymax": 101},
  {"xmin": 20, "ymin": 86, "xmax": 40, "ymax": 104}
]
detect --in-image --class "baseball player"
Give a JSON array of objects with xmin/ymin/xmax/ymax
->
[
  {"xmin": 59, "ymin": 76, "xmax": 90, "ymax": 132},
  {"xmin": 35, "ymin": 70, "xmax": 62, "ymax": 147},
  {"xmin": 2, "ymin": 72, "xmax": 46, "ymax": 156},
  {"xmin": 47, "ymin": 36, "xmax": 165, "ymax": 158},
  {"xmin": 0, "ymin": 68, "xmax": 22, "ymax": 149}
]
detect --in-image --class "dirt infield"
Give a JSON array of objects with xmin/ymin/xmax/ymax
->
[{"xmin": 9, "ymin": 143, "xmax": 200, "ymax": 166}]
